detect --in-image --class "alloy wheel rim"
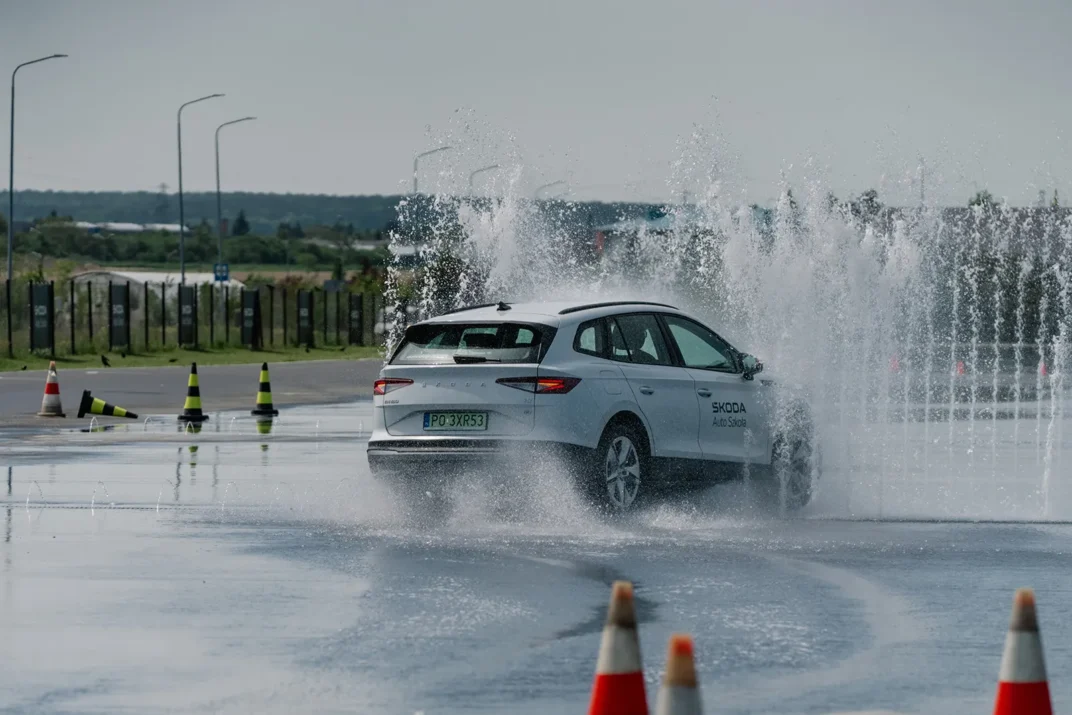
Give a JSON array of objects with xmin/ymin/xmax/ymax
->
[{"xmin": 605, "ymin": 435, "xmax": 641, "ymax": 508}]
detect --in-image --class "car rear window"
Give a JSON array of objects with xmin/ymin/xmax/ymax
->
[{"xmin": 390, "ymin": 323, "xmax": 557, "ymax": 365}]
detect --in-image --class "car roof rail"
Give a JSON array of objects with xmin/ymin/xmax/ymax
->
[
  {"xmin": 436, "ymin": 302, "xmax": 498, "ymax": 316},
  {"xmin": 558, "ymin": 300, "xmax": 679, "ymax": 315}
]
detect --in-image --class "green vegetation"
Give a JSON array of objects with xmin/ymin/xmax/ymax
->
[
  {"xmin": 7, "ymin": 213, "xmax": 392, "ymax": 270},
  {"xmin": 0, "ymin": 344, "xmax": 381, "ymax": 373}
]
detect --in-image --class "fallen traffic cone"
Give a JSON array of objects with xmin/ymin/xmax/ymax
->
[
  {"xmin": 993, "ymin": 588, "xmax": 1052, "ymax": 715},
  {"xmin": 589, "ymin": 581, "xmax": 648, "ymax": 715},
  {"xmin": 178, "ymin": 362, "xmax": 209, "ymax": 423},
  {"xmin": 77, "ymin": 390, "xmax": 137, "ymax": 420},
  {"xmin": 655, "ymin": 634, "xmax": 702, "ymax": 715},
  {"xmin": 37, "ymin": 361, "xmax": 66, "ymax": 417},
  {"xmin": 251, "ymin": 362, "xmax": 279, "ymax": 417}
]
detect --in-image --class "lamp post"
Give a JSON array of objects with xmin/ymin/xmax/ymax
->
[
  {"xmin": 177, "ymin": 93, "xmax": 224, "ymax": 285},
  {"xmin": 214, "ymin": 116, "xmax": 256, "ymax": 267},
  {"xmin": 412, "ymin": 145, "xmax": 452, "ymax": 195},
  {"xmin": 534, "ymin": 180, "xmax": 567, "ymax": 200},
  {"xmin": 468, "ymin": 164, "xmax": 501, "ymax": 195},
  {"xmin": 8, "ymin": 53, "xmax": 66, "ymax": 358}
]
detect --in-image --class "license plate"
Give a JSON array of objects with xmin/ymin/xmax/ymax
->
[{"xmin": 423, "ymin": 411, "xmax": 488, "ymax": 431}]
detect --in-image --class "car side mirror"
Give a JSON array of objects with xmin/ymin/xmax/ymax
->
[{"xmin": 741, "ymin": 354, "xmax": 764, "ymax": 381}]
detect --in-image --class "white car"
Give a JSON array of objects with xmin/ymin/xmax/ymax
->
[{"xmin": 367, "ymin": 300, "xmax": 819, "ymax": 511}]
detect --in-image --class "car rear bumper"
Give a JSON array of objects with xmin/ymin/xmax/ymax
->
[{"xmin": 366, "ymin": 438, "xmax": 592, "ymax": 478}]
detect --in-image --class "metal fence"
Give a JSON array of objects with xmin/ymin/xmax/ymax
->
[{"xmin": 2, "ymin": 278, "xmax": 386, "ymax": 358}]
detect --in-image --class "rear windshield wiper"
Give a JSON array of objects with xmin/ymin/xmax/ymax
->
[{"xmin": 452, "ymin": 354, "xmax": 502, "ymax": 364}]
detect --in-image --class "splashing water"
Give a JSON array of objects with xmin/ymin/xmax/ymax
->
[{"xmin": 387, "ymin": 129, "xmax": 1072, "ymax": 520}]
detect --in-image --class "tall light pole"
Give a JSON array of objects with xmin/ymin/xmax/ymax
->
[
  {"xmin": 214, "ymin": 116, "xmax": 256, "ymax": 267},
  {"xmin": 8, "ymin": 53, "xmax": 66, "ymax": 358},
  {"xmin": 534, "ymin": 180, "xmax": 567, "ymax": 200},
  {"xmin": 412, "ymin": 145, "xmax": 451, "ymax": 195},
  {"xmin": 468, "ymin": 164, "xmax": 500, "ymax": 195},
  {"xmin": 177, "ymin": 93, "xmax": 224, "ymax": 285}
]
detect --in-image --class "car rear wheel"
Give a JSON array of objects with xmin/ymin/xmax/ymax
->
[{"xmin": 589, "ymin": 421, "xmax": 647, "ymax": 512}]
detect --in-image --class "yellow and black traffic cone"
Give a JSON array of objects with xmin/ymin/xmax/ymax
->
[
  {"xmin": 77, "ymin": 390, "xmax": 138, "ymax": 419},
  {"xmin": 251, "ymin": 362, "xmax": 280, "ymax": 417},
  {"xmin": 178, "ymin": 362, "xmax": 209, "ymax": 423}
]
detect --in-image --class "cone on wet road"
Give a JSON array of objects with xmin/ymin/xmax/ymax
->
[
  {"xmin": 77, "ymin": 390, "xmax": 137, "ymax": 419},
  {"xmin": 655, "ymin": 634, "xmax": 702, "ymax": 715},
  {"xmin": 993, "ymin": 588, "xmax": 1052, "ymax": 715},
  {"xmin": 588, "ymin": 581, "xmax": 648, "ymax": 715},
  {"xmin": 178, "ymin": 362, "xmax": 209, "ymax": 423},
  {"xmin": 37, "ymin": 361, "xmax": 66, "ymax": 417},
  {"xmin": 251, "ymin": 362, "xmax": 279, "ymax": 417}
]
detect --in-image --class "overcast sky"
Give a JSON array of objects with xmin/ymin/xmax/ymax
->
[{"xmin": 3, "ymin": 0, "xmax": 1072, "ymax": 205}]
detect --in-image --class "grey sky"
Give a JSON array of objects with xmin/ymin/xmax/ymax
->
[{"xmin": 3, "ymin": 0, "xmax": 1071, "ymax": 205}]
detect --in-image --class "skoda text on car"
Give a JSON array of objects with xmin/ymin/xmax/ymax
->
[{"xmin": 366, "ymin": 300, "xmax": 820, "ymax": 511}]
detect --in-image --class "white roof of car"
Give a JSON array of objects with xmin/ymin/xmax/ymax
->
[{"xmin": 422, "ymin": 300, "xmax": 681, "ymax": 325}]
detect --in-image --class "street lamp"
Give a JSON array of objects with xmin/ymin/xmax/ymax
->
[
  {"xmin": 215, "ymin": 116, "xmax": 256, "ymax": 267},
  {"xmin": 7, "ymin": 53, "xmax": 66, "ymax": 358},
  {"xmin": 412, "ymin": 145, "xmax": 452, "ymax": 195},
  {"xmin": 468, "ymin": 164, "xmax": 501, "ymax": 195},
  {"xmin": 534, "ymin": 180, "xmax": 567, "ymax": 200},
  {"xmin": 177, "ymin": 93, "xmax": 224, "ymax": 285}
]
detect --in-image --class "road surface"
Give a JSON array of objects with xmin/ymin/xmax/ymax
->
[{"xmin": 0, "ymin": 359, "xmax": 382, "ymax": 425}]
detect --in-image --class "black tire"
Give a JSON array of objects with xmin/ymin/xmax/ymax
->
[
  {"xmin": 761, "ymin": 408, "xmax": 820, "ymax": 512},
  {"xmin": 587, "ymin": 419, "xmax": 649, "ymax": 512}
]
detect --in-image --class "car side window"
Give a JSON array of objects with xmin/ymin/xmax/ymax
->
[
  {"xmin": 606, "ymin": 318, "xmax": 633, "ymax": 362},
  {"xmin": 614, "ymin": 314, "xmax": 673, "ymax": 366},
  {"xmin": 662, "ymin": 315, "xmax": 736, "ymax": 371},
  {"xmin": 574, "ymin": 319, "xmax": 604, "ymax": 357}
]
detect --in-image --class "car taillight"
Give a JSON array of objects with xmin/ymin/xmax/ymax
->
[
  {"xmin": 496, "ymin": 376, "xmax": 581, "ymax": 394},
  {"xmin": 373, "ymin": 378, "xmax": 413, "ymax": 396}
]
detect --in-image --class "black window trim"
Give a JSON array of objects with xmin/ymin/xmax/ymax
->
[
  {"xmin": 390, "ymin": 321, "xmax": 558, "ymax": 365},
  {"xmin": 572, "ymin": 317, "xmax": 605, "ymax": 358},
  {"xmin": 655, "ymin": 313, "xmax": 742, "ymax": 374}
]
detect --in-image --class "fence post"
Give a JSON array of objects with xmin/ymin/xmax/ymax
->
[
  {"xmin": 4, "ymin": 279, "xmax": 11, "ymax": 358},
  {"xmin": 125, "ymin": 280, "xmax": 131, "ymax": 353},
  {"xmin": 69, "ymin": 280, "xmax": 76, "ymax": 355},
  {"xmin": 335, "ymin": 290, "xmax": 341, "ymax": 345},
  {"xmin": 87, "ymin": 281, "xmax": 94, "ymax": 347},
  {"xmin": 48, "ymin": 281, "xmax": 56, "ymax": 359},
  {"xmin": 196, "ymin": 284, "xmax": 202, "ymax": 348},
  {"xmin": 209, "ymin": 283, "xmax": 215, "ymax": 346},
  {"xmin": 322, "ymin": 289, "xmax": 327, "ymax": 346},
  {"xmin": 108, "ymin": 280, "xmax": 114, "ymax": 352},
  {"xmin": 269, "ymin": 285, "xmax": 274, "ymax": 347},
  {"xmin": 160, "ymin": 282, "xmax": 166, "ymax": 348},
  {"xmin": 27, "ymin": 281, "xmax": 34, "ymax": 352},
  {"xmin": 143, "ymin": 281, "xmax": 149, "ymax": 351},
  {"xmin": 282, "ymin": 287, "xmax": 288, "ymax": 346},
  {"xmin": 225, "ymin": 285, "xmax": 230, "ymax": 345}
]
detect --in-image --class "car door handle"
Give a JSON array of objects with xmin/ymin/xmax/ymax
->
[
  {"xmin": 638, "ymin": 385, "xmax": 655, "ymax": 395},
  {"xmin": 697, "ymin": 388, "xmax": 712, "ymax": 397}
]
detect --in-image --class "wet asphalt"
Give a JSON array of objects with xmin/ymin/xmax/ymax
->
[{"xmin": 1, "ymin": 401, "xmax": 1072, "ymax": 714}]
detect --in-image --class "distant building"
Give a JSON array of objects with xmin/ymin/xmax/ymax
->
[
  {"xmin": 72, "ymin": 269, "xmax": 245, "ymax": 296},
  {"xmin": 71, "ymin": 221, "xmax": 188, "ymax": 235}
]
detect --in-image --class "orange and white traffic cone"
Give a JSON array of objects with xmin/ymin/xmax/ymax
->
[
  {"xmin": 993, "ymin": 588, "xmax": 1052, "ymax": 715},
  {"xmin": 37, "ymin": 361, "xmax": 66, "ymax": 417},
  {"xmin": 588, "ymin": 581, "xmax": 648, "ymax": 715},
  {"xmin": 655, "ymin": 633, "xmax": 702, "ymax": 715}
]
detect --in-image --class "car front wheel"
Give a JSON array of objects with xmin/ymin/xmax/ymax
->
[{"xmin": 762, "ymin": 408, "xmax": 819, "ymax": 512}]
